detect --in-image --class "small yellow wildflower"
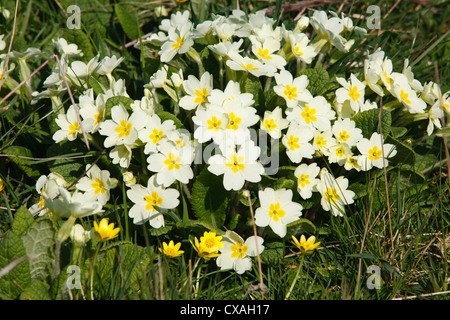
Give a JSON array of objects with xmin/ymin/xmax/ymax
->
[
  {"xmin": 291, "ymin": 234, "xmax": 320, "ymax": 254},
  {"xmin": 94, "ymin": 218, "xmax": 120, "ymax": 242},
  {"xmin": 159, "ymin": 240, "xmax": 184, "ymax": 258},
  {"xmin": 0, "ymin": 178, "xmax": 4, "ymax": 192},
  {"xmin": 190, "ymin": 236, "xmax": 221, "ymax": 260}
]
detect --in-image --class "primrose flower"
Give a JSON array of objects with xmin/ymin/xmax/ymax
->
[
  {"xmin": 288, "ymin": 32, "xmax": 318, "ymax": 64},
  {"xmin": 138, "ymin": 114, "xmax": 176, "ymax": 154},
  {"xmin": 53, "ymin": 105, "xmax": 91, "ymax": 143},
  {"xmin": 109, "ymin": 144, "xmax": 133, "ymax": 169},
  {"xmin": 75, "ymin": 164, "xmax": 112, "ymax": 206},
  {"xmin": 391, "ymin": 73, "xmax": 426, "ymax": 114},
  {"xmin": 335, "ymin": 74, "xmax": 366, "ymax": 113},
  {"xmin": 316, "ymin": 168, "xmax": 355, "ymax": 217},
  {"xmin": 52, "ymin": 38, "xmax": 83, "ymax": 58},
  {"xmin": 294, "ymin": 163, "xmax": 320, "ymax": 200},
  {"xmin": 192, "ymin": 104, "xmax": 229, "ymax": 144},
  {"xmin": 216, "ymin": 231, "xmax": 264, "ymax": 274},
  {"xmin": 331, "ymin": 117, "xmax": 363, "ymax": 147},
  {"xmin": 70, "ymin": 224, "xmax": 91, "ymax": 248},
  {"xmin": 43, "ymin": 187, "xmax": 103, "ymax": 219},
  {"xmin": 282, "ymin": 122, "xmax": 315, "ymax": 163},
  {"xmin": 328, "ymin": 143, "xmax": 353, "ymax": 166},
  {"xmin": 219, "ymin": 100, "xmax": 260, "ymax": 146},
  {"xmin": 159, "ymin": 241, "xmax": 184, "ymax": 258},
  {"xmin": 179, "ymin": 72, "xmax": 213, "ymax": 110},
  {"xmin": 127, "ymin": 175, "xmax": 180, "ymax": 227},
  {"xmin": 207, "ymin": 139, "xmax": 264, "ymax": 191},
  {"xmin": 98, "ymin": 103, "xmax": 147, "ymax": 148},
  {"xmin": 79, "ymin": 89, "xmax": 110, "ymax": 133},
  {"xmin": 250, "ymin": 35, "xmax": 286, "ymax": 70},
  {"xmin": 28, "ymin": 173, "xmax": 68, "ymax": 216},
  {"xmin": 260, "ymin": 106, "xmax": 289, "ymax": 139},
  {"xmin": 309, "ymin": 10, "xmax": 348, "ymax": 52},
  {"xmin": 273, "ymin": 69, "xmax": 312, "ymax": 108},
  {"xmin": 146, "ymin": 140, "xmax": 194, "ymax": 187},
  {"xmin": 291, "ymin": 234, "xmax": 320, "ymax": 254},
  {"xmin": 226, "ymin": 50, "xmax": 276, "ymax": 77},
  {"xmin": 286, "ymin": 95, "xmax": 336, "ymax": 131},
  {"xmin": 255, "ymin": 187, "xmax": 303, "ymax": 238},
  {"xmin": 209, "ymin": 80, "xmax": 254, "ymax": 109},
  {"xmin": 159, "ymin": 23, "xmax": 194, "ymax": 63},
  {"xmin": 312, "ymin": 129, "xmax": 337, "ymax": 156},
  {"xmin": 66, "ymin": 54, "xmax": 100, "ymax": 83},
  {"xmin": 356, "ymin": 132, "xmax": 397, "ymax": 171},
  {"xmin": 94, "ymin": 218, "xmax": 120, "ymax": 242}
]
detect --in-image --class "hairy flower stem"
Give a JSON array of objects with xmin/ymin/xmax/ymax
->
[
  {"xmin": 89, "ymin": 242, "xmax": 102, "ymax": 300},
  {"xmin": 285, "ymin": 254, "xmax": 305, "ymax": 300}
]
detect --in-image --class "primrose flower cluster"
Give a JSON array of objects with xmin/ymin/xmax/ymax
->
[{"xmin": 25, "ymin": 8, "xmax": 449, "ymax": 275}]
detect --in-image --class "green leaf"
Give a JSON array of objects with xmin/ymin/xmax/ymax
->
[
  {"xmin": 115, "ymin": 4, "xmax": 140, "ymax": 40},
  {"xmin": 20, "ymin": 280, "xmax": 51, "ymax": 300},
  {"xmin": 12, "ymin": 206, "xmax": 36, "ymax": 236},
  {"xmin": 21, "ymin": 217, "xmax": 56, "ymax": 282},
  {"xmin": 286, "ymin": 218, "xmax": 316, "ymax": 239},
  {"xmin": 260, "ymin": 241, "xmax": 284, "ymax": 264},
  {"xmin": 191, "ymin": 168, "xmax": 230, "ymax": 230},
  {"xmin": 298, "ymin": 68, "xmax": 330, "ymax": 96},
  {"xmin": 46, "ymin": 140, "xmax": 88, "ymax": 184},
  {"xmin": 390, "ymin": 126, "xmax": 408, "ymax": 139},
  {"xmin": 156, "ymin": 110, "xmax": 184, "ymax": 129},
  {"xmin": 352, "ymin": 108, "xmax": 392, "ymax": 139},
  {"xmin": 0, "ymin": 232, "xmax": 31, "ymax": 299},
  {"xmin": 2, "ymin": 146, "xmax": 41, "ymax": 178}
]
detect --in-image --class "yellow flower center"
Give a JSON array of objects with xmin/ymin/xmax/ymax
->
[
  {"xmin": 383, "ymin": 71, "xmax": 392, "ymax": 86},
  {"xmin": 283, "ymin": 84, "xmax": 298, "ymax": 100},
  {"xmin": 207, "ymin": 116, "xmax": 222, "ymax": 132},
  {"xmin": 324, "ymin": 187, "xmax": 340, "ymax": 203},
  {"xmin": 257, "ymin": 48, "xmax": 272, "ymax": 60},
  {"xmin": 315, "ymin": 136, "xmax": 326, "ymax": 148},
  {"xmin": 368, "ymin": 145, "xmax": 382, "ymax": 160},
  {"xmin": 301, "ymin": 105, "xmax": 317, "ymax": 124},
  {"xmin": 264, "ymin": 118, "xmax": 277, "ymax": 131},
  {"xmin": 149, "ymin": 128, "xmax": 164, "ymax": 144},
  {"xmin": 163, "ymin": 152, "xmax": 181, "ymax": 170},
  {"xmin": 194, "ymin": 88, "xmax": 209, "ymax": 105},
  {"xmin": 94, "ymin": 109, "xmax": 104, "ymax": 126},
  {"xmin": 225, "ymin": 154, "xmax": 245, "ymax": 173},
  {"xmin": 172, "ymin": 36, "xmax": 184, "ymax": 50},
  {"xmin": 230, "ymin": 241, "xmax": 248, "ymax": 259},
  {"xmin": 68, "ymin": 121, "xmax": 81, "ymax": 136},
  {"xmin": 115, "ymin": 119, "xmax": 132, "ymax": 138},
  {"xmin": 298, "ymin": 174, "xmax": 310, "ymax": 188},
  {"xmin": 348, "ymin": 85, "xmax": 360, "ymax": 101},
  {"xmin": 335, "ymin": 146, "xmax": 346, "ymax": 157},
  {"xmin": 400, "ymin": 89, "xmax": 411, "ymax": 104},
  {"xmin": 240, "ymin": 63, "xmax": 259, "ymax": 71},
  {"xmin": 91, "ymin": 178, "xmax": 106, "ymax": 194},
  {"xmin": 226, "ymin": 112, "xmax": 241, "ymax": 130},
  {"xmin": 287, "ymin": 135, "xmax": 300, "ymax": 150},
  {"xmin": 144, "ymin": 191, "xmax": 163, "ymax": 211},
  {"xmin": 338, "ymin": 131, "xmax": 350, "ymax": 142},
  {"xmin": 268, "ymin": 202, "xmax": 285, "ymax": 222},
  {"xmin": 294, "ymin": 46, "xmax": 303, "ymax": 56}
]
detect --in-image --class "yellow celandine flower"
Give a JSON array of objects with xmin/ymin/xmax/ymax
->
[
  {"xmin": 0, "ymin": 178, "xmax": 4, "ymax": 192},
  {"xmin": 291, "ymin": 234, "xmax": 321, "ymax": 254},
  {"xmin": 94, "ymin": 218, "xmax": 120, "ymax": 242},
  {"xmin": 159, "ymin": 240, "xmax": 184, "ymax": 258},
  {"xmin": 190, "ymin": 235, "xmax": 221, "ymax": 260},
  {"xmin": 199, "ymin": 231, "xmax": 224, "ymax": 252}
]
